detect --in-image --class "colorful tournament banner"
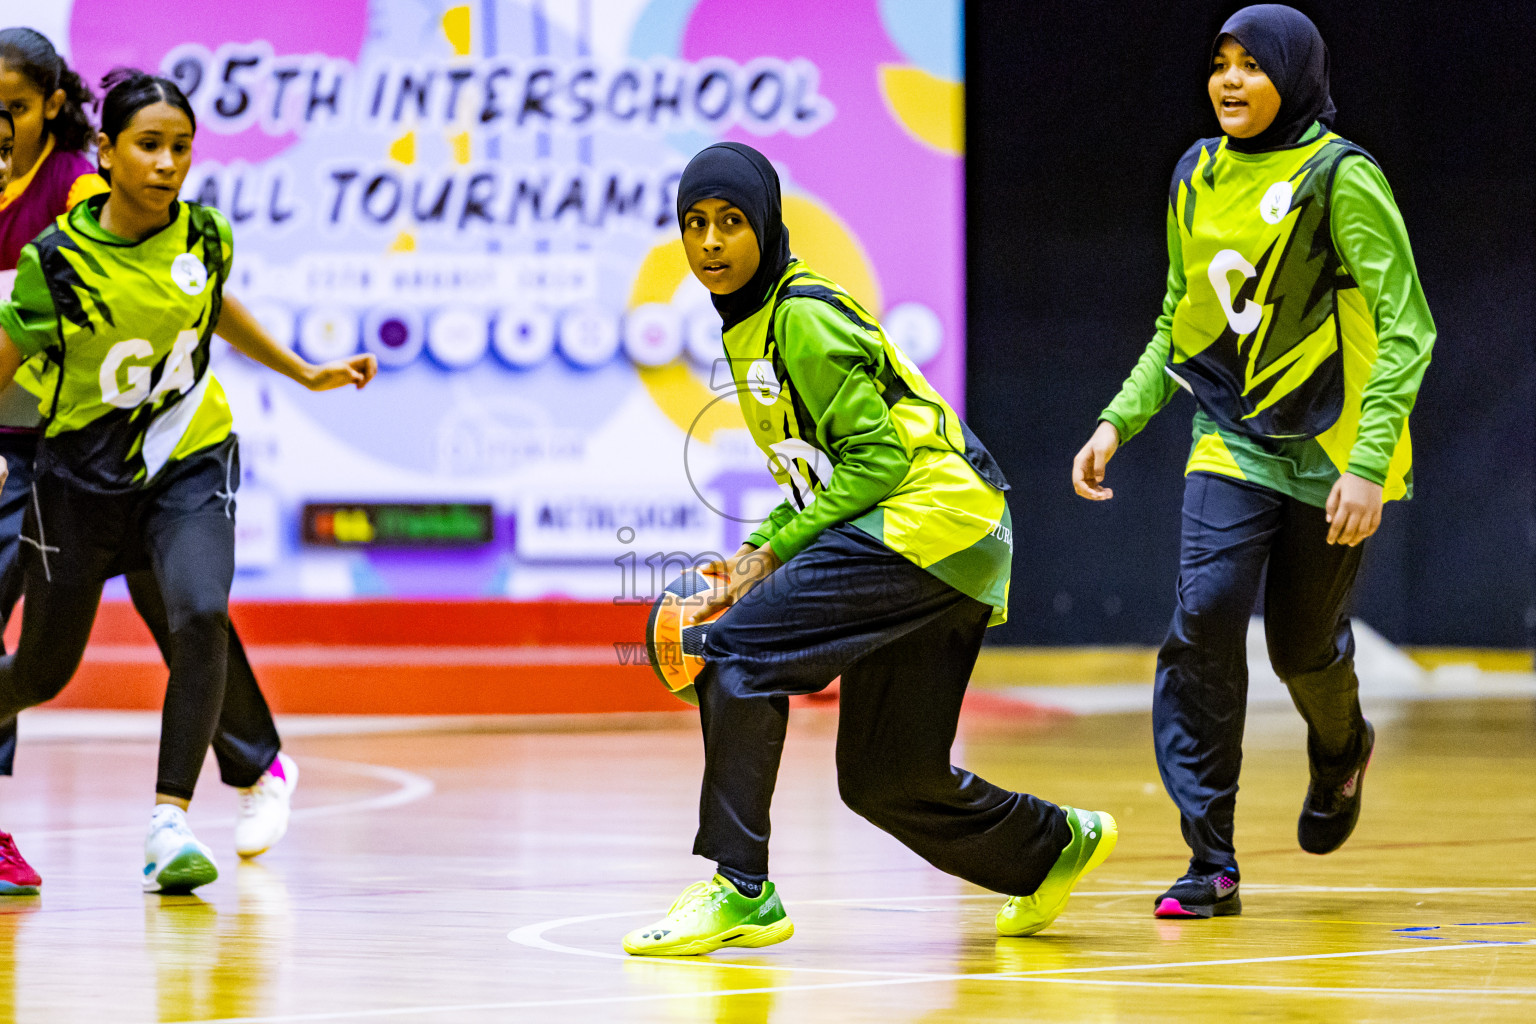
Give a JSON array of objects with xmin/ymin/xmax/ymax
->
[{"xmin": 30, "ymin": 0, "xmax": 964, "ymax": 599}]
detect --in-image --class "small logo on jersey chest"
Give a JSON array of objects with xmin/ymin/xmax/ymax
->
[
  {"xmin": 1259, "ymin": 180, "xmax": 1293, "ymax": 225},
  {"xmin": 746, "ymin": 359, "xmax": 781, "ymax": 406},
  {"xmin": 171, "ymin": 253, "xmax": 208, "ymax": 296}
]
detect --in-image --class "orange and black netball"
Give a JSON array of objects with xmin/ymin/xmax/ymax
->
[{"xmin": 644, "ymin": 568, "xmax": 727, "ymax": 706}]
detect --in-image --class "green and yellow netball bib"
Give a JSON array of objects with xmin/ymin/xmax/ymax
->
[
  {"xmin": 0, "ymin": 195, "xmax": 235, "ymax": 491},
  {"xmin": 723, "ymin": 262, "xmax": 1012, "ymax": 623},
  {"xmin": 1168, "ymin": 131, "xmax": 1373, "ymax": 440}
]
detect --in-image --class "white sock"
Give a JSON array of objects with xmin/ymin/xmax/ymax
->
[{"xmin": 151, "ymin": 805, "xmax": 186, "ymax": 826}]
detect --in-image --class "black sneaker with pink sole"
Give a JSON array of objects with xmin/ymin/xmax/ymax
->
[{"xmin": 1154, "ymin": 867, "xmax": 1241, "ymax": 918}]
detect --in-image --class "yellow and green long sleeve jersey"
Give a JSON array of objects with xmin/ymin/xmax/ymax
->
[
  {"xmin": 729, "ymin": 262, "xmax": 1014, "ymax": 624},
  {"xmin": 1100, "ymin": 123, "xmax": 1435, "ymax": 505},
  {"xmin": 0, "ymin": 195, "xmax": 235, "ymax": 492}
]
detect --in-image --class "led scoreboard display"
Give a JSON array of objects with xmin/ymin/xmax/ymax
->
[{"xmin": 303, "ymin": 503, "xmax": 495, "ymax": 547}]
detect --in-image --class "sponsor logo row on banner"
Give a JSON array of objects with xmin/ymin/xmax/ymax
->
[
  {"xmin": 244, "ymin": 299, "xmax": 733, "ymax": 370},
  {"xmin": 229, "ymin": 251, "xmax": 945, "ymax": 371},
  {"xmin": 244, "ymin": 299, "xmax": 944, "ymax": 371}
]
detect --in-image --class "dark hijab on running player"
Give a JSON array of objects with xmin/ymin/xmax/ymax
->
[
  {"xmin": 676, "ymin": 141, "xmax": 793, "ymax": 330},
  {"xmin": 1214, "ymin": 5, "xmax": 1336, "ymax": 153}
]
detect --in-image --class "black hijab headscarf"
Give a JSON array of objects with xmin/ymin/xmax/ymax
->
[
  {"xmin": 1214, "ymin": 5, "xmax": 1336, "ymax": 153},
  {"xmin": 676, "ymin": 142, "xmax": 793, "ymax": 330}
]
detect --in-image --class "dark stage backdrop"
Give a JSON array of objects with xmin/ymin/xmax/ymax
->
[{"xmin": 966, "ymin": 1, "xmax": 1534, "ymax": 647}]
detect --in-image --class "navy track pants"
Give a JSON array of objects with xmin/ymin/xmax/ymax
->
[
  {"xmin": 1154, "ymin": 472, "xmax": 1370, "ymax": 873},
  {"xmin": 694, "ymin": 523, "xmax": 1070, "ymax": 896}
]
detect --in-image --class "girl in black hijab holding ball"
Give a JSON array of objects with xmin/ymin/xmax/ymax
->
[{"xmin": 623, "ymin": 142, "xmax": 1120, "ymax": 957}]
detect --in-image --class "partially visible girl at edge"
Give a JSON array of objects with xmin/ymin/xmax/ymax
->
[
  {"xmin": 0, "ymin": 28, "xmax": 105, "ymax": 611},
  {"xmin": 0, "ymin": 27, "xmax": 102, "ymax": 269},
  {"xmin": 0, "ymin": 32, "xmax": 305, "ymax": 898},
  {"xmin": 1070, "ymin": 5, "xmax": 1434, "ymax": 919},
  {"xmin": 0, "ymin": 69, "xmax": 375, "ymax": 895}
]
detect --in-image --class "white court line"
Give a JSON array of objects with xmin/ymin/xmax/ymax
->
[
  {"xmin": 507, "ymin": 899, "xmax": 1536, "ymax": 977},
  {"xmin": 1211, "ymin": 883, "xmax": 1536, "ymax": 894},
  {"xmin": 494, "ymin": 885, "xmax": 1536, "ymax": 903},
  {"xmin": 800, "ymin": 885, "xmax": 1536, "ymax": 900},
  {"xmin": 1015, "ymin": 977, "xmax": 1536, "ymax": 998},
  {"xmin": 23, "ymin": 758, "xmax": 434, "ymax": 841},
  {"xmin": 289, "ymin": 761, "xmax": 436, "ymax": 821},
  {"xmin": 164, "ymin": 937, "xmax": 1536, "ymax": 1023},
  {"xmin": 148, "ymin": 886, "xmax": 1536, "ymax": 1023},
  {"xmin": 155, "ymin": 976, "xmax": 1046, "ymax": 1024}
]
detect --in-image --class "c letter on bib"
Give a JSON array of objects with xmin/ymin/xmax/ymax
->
[{"xmin": 1207, "ymin": 249, "xmax": 1263, "ymax": 336}]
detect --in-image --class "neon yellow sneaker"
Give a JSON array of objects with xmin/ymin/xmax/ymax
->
[
  {"xmin": 996, "ymin": 807, "xmax": 1118, "ymax": 937},
  {"xmin": 622, "ymin": 875, "xmax": 795, "ymax": 956}
]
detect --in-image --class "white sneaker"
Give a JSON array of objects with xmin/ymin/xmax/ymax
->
[
  {"xmin": 144, "ymin": 806, "xmax": 219, "ymax": 894},
  {"xmin": 235, "ymin": 753, "xmax": 298, "ymax": 859}
]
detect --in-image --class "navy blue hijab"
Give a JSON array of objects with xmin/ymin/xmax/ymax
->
[
  {"xmin": 676, "ymin": 142, "xmax": 793, "ymax": 330},
  {"xmin": 1215, "ymin": 5, "xmax": 1336, "ymax": 153}
]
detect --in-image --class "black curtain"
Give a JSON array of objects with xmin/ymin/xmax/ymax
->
[{"xmin": 966, "ymin": 0, "xmax": 1535, "ymax": 646}]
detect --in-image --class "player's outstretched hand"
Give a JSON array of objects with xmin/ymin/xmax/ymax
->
[
  {"xmin": 0, "ymin": 455, "xmax": 8, "ymax": 493},
  {"xmin": 1072, "ymin": 421, "xmax": 1120, "ymax": 500},
  {"xmin": 688, "ymin": 543, "xmax": 783, "ymax": 625},
  {"xmin": 303, "ymin": 354, "xmax": 379, "ymax": 391},
  {"xmin": 1325, "ymin": 472, "xmax": 1383, "ymax": 546}
]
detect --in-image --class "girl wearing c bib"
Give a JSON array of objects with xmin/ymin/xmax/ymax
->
[{"xmin": 1072, "ymin": 6, "xmax": 1434, "ymax": 918}]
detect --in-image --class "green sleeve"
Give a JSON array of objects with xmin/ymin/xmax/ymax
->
[
  {"xmin": 1099, "ymin": 208, "xmax": 1184, "ymax": 442},
  {"xmin": 0, "ymin": 245, "xmax": 60, "ymax": 358},
  {"xmin": 745, "ymin": 500, "xmax": 796, "ymax": 549},
  {"xmin": 1329, "ymin": 157, "xmax": 1435, "ymax": 485},
  {"xmin": 207, "ymin": 205, "xmax": 235, "ymax": 284},
  {"xmin": 762, "ymin": 298, "xmax": 912, "ymax": 563}
]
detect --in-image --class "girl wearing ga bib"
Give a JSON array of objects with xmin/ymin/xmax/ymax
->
[
  {"xmin": 1071, "ymin": 6, "xmax": 1434, "ymax": 918},
  {"xmin": 0, "ymin": 36, "xmax": 295, "ymax": 894},
  {"xmin": 0, "ymin": 71, "xmax": 376, "ymax": 896}
]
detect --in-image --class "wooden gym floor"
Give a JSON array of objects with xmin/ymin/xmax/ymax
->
[{"xmin": 1, "ymin": 694, "xmax": 1533, "ymax": 1023}]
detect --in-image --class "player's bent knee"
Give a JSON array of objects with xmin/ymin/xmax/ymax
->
[
  {"xmin": 837, "ymin": 774, "xmax": 890, "ymax": 822},
  {"xmin": 1175, "ymin": 593, "xmax": 1251, "ymax": 632},
  {"xmin": 837, "ymin": 763, "xmax": 931, "ymax": 825},
  {"xmin": 1267, "ymin": 635, "xmax": 1348, "ymax": 682},
  {"xmin": 169, "ymin": 601, "xmax": 231, "ymax": 638}
]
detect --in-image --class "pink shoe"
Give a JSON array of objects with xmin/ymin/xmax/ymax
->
[{"xmin": 0, "ymin": 831, "xmax": 40, "ymax": 894}]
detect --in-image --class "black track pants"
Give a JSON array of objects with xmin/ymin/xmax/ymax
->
[
  {"xmin": 0, "ymin": 440, "xmax": 279, "ymax": 800},
  {"xmin": 694, "ymin": 523, "xmax": 1070, "ymax": 896},
  {"xmin": 1153, "ymin": 472, "xmax": 1369, "ymax": 872}
]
